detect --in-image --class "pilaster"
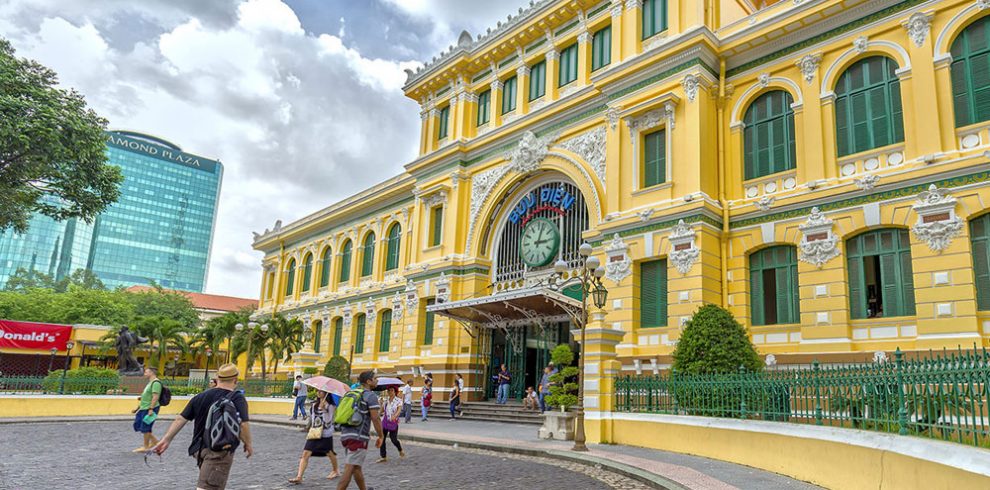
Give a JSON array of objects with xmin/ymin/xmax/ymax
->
[
  {"xmin": 580, "ymin": 309, "xmax": 625, "ymax": 444},
  {"xmin": 903, "ymin": 13, "xmax": 943, "ymax": 159},
  {"xmin": 609, "ymin": 1, "xmax": 624, "ymax": 64},
  {"xmin": 546, "ymin": 48, "xmax": 560, "ymax": 101},
  {"xmin": 577, "ymin": 28, "xmax": 592, "ymax": 86},
  {"xmin": 622, "ymin": 0, "xmax": 642, "ymax": 59},
  {"xmin": 490, "ymin": 79, "xmax": 504, "ymax": 127},
  {"xmin": 516, "ymin": 64, "xmax": 531, "ymax": 116}
]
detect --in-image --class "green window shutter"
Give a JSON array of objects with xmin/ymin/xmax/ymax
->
[
  {"xmin": 643, "ymin": 129, "xmax": 665, "ymax": 187},
  {"xmin": 314, "ymin": 322, "xmax": 322, "ymax": 353},
  {"xmin": 477, "ymin": 90, "xmax": 490, "ymax": 125},
  {"xmin": 749, "ymin": 246, "xmax": 799, "ymax": 326},
  {"xmin": 592, "ymin": 26, "xmax": 611, "ymax": 71},
  {"xmin": 639, "ymin": 260, "xmax": 666, "ymax": 327},
  {"xmin": 301, "ymin": 255, "xmax": 312, "ymax": 292},
  {"xmin": 951, "ymin": 16, "xmax": 990, "ymax": 127},
  {"xmin": 559, "ymin": 44, "xmax": 578, "ymax": 86},
  {"xmin": 879, "ymin": 252, "xmax": 902, "ymax": 317},
  {"xmin": 423, "ymin": 298, "xmax": 436, "ymax": 345},
  {"xmin": 834, "ymin": 57, "xmax": 904, "ymax": 157},
  {"xmin": 355, "ymin": 315, "xmax": 365, "ymax": 353},
  {"xmin": 847, "ymin": 254, "xmax": 866, "ymax": 320},
  {"xmin": 971, "ymin": 215, "xmax": 990, "ymax": 310},
  {"xmin": 361, "ymin": 233, "xmax": 375, "ymax": 276},
  {"xmin": 502, "ymin": 76, "xmax": 517, "ymax": 114},
  {"xmin": 642, "ymin": 0, "xmax": 667, "ymax": 39},
  {"xmin": 529, "ymin": 61, "xmax": 546, "ymax": 100},
  {"xmin": 379, "ymin": 310, "xmax": 392, "ymax": 352},
  {"xmin": 319, "ymin": 249, "xmax": 331, "ymax": 288},
  {"xmin": 743, "ymin": 90, "xmax": 796, "ymax": 180},
  {"xmin": 750, "ymin": 265, "xmax": 765, "ymax": 326},
  {"xmin": 339, "ymin": 241, "xmax": 352, "ymax": 282},
  {"xmin": 386, "ymin": 225, "xmax": 401, "ymax": 271},
  {"xmin": 897, "ymin": 229, "xmax": 916, "ymax": 316},
  {"xmin": 438, "ymin": 105, "xmax": 449, "ymax": 139},
  {"xmin": 333, "ymin": 318, "xmax": 343, "ymax": 356},
  {"xmin": 431, "ymin": 206, "xmax": 443, "ymax": 246},
  {"xmin": 835, "ymin": 95, "xmax": 850, "ymax": 157},
  {"xmin": 285, "ymin": 260, "xmax": 296, "ymax": 296}
]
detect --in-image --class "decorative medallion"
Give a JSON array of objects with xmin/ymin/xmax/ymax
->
[
  {"xmin": 435, "ymin": 272, "xmax": 451, "ymax": 303},
  {"xmin": 757, "ymin": 73, "xmax": 770, "ymax": 88},
  {"xmin": 391, "ymin": 292, "xmax": 404, "ymax": 320},
  {"xmin": 506, "ymin": 131, "xmax": 556, "ymax": 174},
  {"xmin": 342, "ymin": 302, "xmax": 353, "ymax": 328},
  {"xmin": 604, "ymin": 233, "xmax": 632, "ymax": 283},
  {"xmin": 755, "ymin": 196, "xmax": 775, "ymax": 211},
  {"xmin": 854, "ymin": 174, "xmax": 880, "ymax": 190},
  {"xmin": 902, "ymin": 12, "xmax": 932, "ymax": 48},
  {"xmin": 681, "ymin": 74, "xmax": 701, "ymax": 103},
  {"xmin": 798, "ymin": 207, "xmax": 840, "ymax": 268},
  {"xmin": 364, "ymin": 300, "xmax": 377, "ymax": 324},
  {"xmin": 605, "ymin": 106, "xmax": 620, "ymax": 131},
  {"xmin": 795, "ymin": 53, "xmax": 822, "ymax": 84},
  {"xmin": 668, "ymin": 220, "xmax": 700, "ymax": 275},
  {"xmin": 853, "ymin": 36, "xmax": 869, "ymax": 53},
  {"xmin": 404, "ymin": 280, "xmax": 419, "ymax": 311},
  {"xmin": 911, "ymin": 184, "xmax": 963, "ymax": 252},
  {"xmin": 765, "ymin": 354, "xmax": 777, "ymax": 367}
]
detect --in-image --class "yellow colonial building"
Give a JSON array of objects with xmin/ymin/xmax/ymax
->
[{"xmin": 253, "ymin": 0, "xmax": 990, "ymax": 400}]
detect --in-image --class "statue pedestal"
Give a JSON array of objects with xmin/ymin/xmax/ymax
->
[
  {"xmin": 290, "ymin": 351, "xmax": 323, "ymax": 377},
  {"xmin": 119, "ymin": 375, "xmax": 148, "ymax": 395}
]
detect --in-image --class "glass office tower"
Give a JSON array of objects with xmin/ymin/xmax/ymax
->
[{"xmin": 0, "ymin": 131, "xmax": 223, "ymax": 292}]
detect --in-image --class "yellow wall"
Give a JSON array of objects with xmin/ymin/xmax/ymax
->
[{"xmin": 0, "ymin": 395, "xmax": 292, "ymax": 418}]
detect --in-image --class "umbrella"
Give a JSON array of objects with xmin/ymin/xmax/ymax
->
[
  {"xmin": 373, "ymin": 376, "xmax": 403, "ymax": 390},
  {"xmin": 302, "ymin": 376, "xmax": 350, "ymax": 396}
]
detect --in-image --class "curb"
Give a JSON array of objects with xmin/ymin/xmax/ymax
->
[{"xmin": 0, "ymin": 416, "xmax": 682, "ymax": 489}]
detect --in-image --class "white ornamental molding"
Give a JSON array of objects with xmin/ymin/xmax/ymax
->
[
  {"xmin": 626, "ymin": 103, "xmax": 675, "ymax": 139},
  {"xmin": 605, "ymin": 106, "xmax": 620, "ymax": 131},
  {"xmin": 799, "ymin": 207, "xmax": 840, "ymax": 268},
  {"xmin": 981, "ymin": 0, "xmax": 990, "ymax": 10},
  {"xmin": 435, "ymin": 272, "xmax": 451, "ymax": 303},
  {"xmin": 873, "ymin": 351, "xmax": 889, "ymax": 364},
  {"xmin": 604, "ymin": 234, "xmax": 632, "ymax": 283},
  {"xmin": 506, "ymin": 130, "xmax": 557, "ymax": 174},
  {"xmin": 765, "ymin": 354, "xmax": 777, "ymax": 367},
  {"xmin": 681, "ymin": 74, "xmax": 701, "ymax": 103},
  {"xmin": 557, "ymin": 127, "xmax": 606, "ymax": 186},
  {"xmin": 853, "ymin": 36, "xmax": 869, "ymax": 53},
  {"xmin": 854, "ymin": 174, "xmax": 880, "ymax": 190},
  {"xmin": 668, "ymin": 220, "xmax": 700, "ymax": 275},
  {"xmin": 755, "ymin": 196, "xmax": 775, "ymax": 211},
  {"xmin": 422, "ymin": 190, "xmax": 448, "ymax": 208},
  {"xmin": 795, "ymin": 53, "xmax": 822, "ymax": 84},
  {"xmin": 405, "ymin": 280, "xmax": 419, "ymax": 310},
  {"xmin": 636, "ymin": 208, "xmax": 655, "ymax": 222},
  {"xmin": 611, "ymin": 0, "xmax": 623, "ymax": 18},
  {"xmin": 469, "ymin": 164, "xmax": 510, "ymax": 226},
  {"xmin": 757, "ymin": 73, "xmax": 771, "ymax": 88},
  {"xmin": 342, "ymin": 302, "xmax": 353, "ymax": 328},
  {"xmin": 365, "ymin": 300, "xmax": 377, "ymax": 324},
  {"xmin": 902, "ymin": 12, "xmax": 933, "ymax": 48},
  {"xmin": 911, "ymin": 184, "xmax": 963, "ymax": 252},
  {"xmin": 391, "ymin": 292, "xmax": 404, "ymax": 320}
]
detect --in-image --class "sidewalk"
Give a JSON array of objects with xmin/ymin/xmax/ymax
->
[{"xmin": 0, "ymin": 414, "xmax": 820, "ymax": 489}]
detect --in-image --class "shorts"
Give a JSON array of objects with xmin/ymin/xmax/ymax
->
[
  {"xmin": 304, "ymin": 437, "xmax": 335, "ymax": 457},
  {"xmin": 197, "ymin": 448, "xmax": 235, "ymax": 490},
  {"xmin": 343, "ymin": 446, "xmax": 367, "ymax": 466},
  {"xmin": 133, "ymin": 407, "xmax": 160, "ymax": 433}
]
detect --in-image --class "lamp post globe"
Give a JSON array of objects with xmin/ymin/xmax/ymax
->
[
  {"xmin": 248, "ymin": 321, "xmax": 258, "ymax": 330},
  {"xmin": 554, "ymin": 259, "xmax": 568, "ymax": 274},
  {"xmin": 578, "ymin": 242, "xmax": 593, "ymax": 257},
  {"xmin": 234, "ymin": 323, "xmax": 244, "ymax": 332},
  {"xmin": 260, "ymin": 323, "xmax": 270, "ymax": 333},
  {"xmin": 584, "ymin": 256, "xmax": 601, "ymax": 270}
]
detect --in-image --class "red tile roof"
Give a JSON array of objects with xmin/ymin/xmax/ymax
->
[{"xmin": 125, "ymin": 286, "xmax": 258, "ymax": 313}]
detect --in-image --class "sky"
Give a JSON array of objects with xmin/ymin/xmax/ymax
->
[{"xmin": 0, "ymin": 0, "xmax": 528, "ymax": 299}]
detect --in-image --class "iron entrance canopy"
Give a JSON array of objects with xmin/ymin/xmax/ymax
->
[{"xmin": 426, "ymin": 286, "xmax": 582, "ymax": 329}]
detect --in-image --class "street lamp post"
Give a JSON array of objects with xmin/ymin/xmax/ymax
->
[
  {"xmin": 204, "ymin": 349, "xmax": 212, "ymax": 384},
  {"xmin": 550, "ymin": 242, "xmax": 608, "ymax": 452},
  {"xmin": 47, "ymin": 347, "xmax": 58, "ymax": 373},
  {"xmin": 58, "ymin": 341, "xmax": 75, "ymax": 394}
]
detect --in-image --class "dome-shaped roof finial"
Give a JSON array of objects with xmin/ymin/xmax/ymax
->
[{"xmin": 457, "ymin": 30, "xmax": 473, "ymax": 49}]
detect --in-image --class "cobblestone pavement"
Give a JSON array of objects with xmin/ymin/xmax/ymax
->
[{"xmin": 0, "ymin": 421, "xmax": 650, "ymax": 490}]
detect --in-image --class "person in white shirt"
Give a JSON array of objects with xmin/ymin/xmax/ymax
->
[{"xmin": 401, "ymin": 379, "xmax": 414, "ymax": 424}]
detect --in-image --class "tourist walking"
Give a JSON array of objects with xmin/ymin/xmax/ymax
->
[
  {"xmin": 496, "ymin": 364, "xmax": 511, "ymax": 404},
  {"xmin": 449, "ymin": 381, "xmax": 461, "ymax": 420},
  {"xmin": 336, "ymin": 371, "xmax": 383, "ymax": 490},
  {"xmin": 152, "ymin": 364, "xmax": 253, "ymax": 490},
  {"xmin": 131, "ymin": 367, "xmax": 163, "ymax": 452},
  {"xmin": 377, "ymin": 386, "xmax": 405, "ymax": 462},
  {"xmin": 455, "ymin": 373, "xmax": 465, "ymax": 415},
  {"xmin": 420, "ymin": 381, "xmax": 432, "ymax": 421},
  {"xmin": 291, "ymin": 375, "xmax": 307, "ymax": 420},
  {"xmin": 289, "ymin": 389, "xmax": 339, "ymax": 484},
  {"xmin": 401, "ymin": 379, "xmax": 413, "ymax": 423},
  {"xmin": 539, "ymin": 366, "xmax": 554, "ymax": 412}
]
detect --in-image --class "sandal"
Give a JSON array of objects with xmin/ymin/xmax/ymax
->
[
  {"xmin": 326, "ymin": 471, "xmax": 340, "ymax": 480},
  {"xmin": 288, "ymin": 477, "xmax": 303, "ymax": 484}
]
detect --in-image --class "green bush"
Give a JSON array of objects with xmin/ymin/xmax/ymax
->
[
  {"xmin": 673, "ymin": 304, "xmax": 762, "ymax": 375},
  {"xmin": 303, "ymin": 367, "xmax": 318, "ymax": 375},
  {"xmin": 322, "ymin": 356, "xmax": 350, "ymax": 383},
  {"xmin": 42, "ymin": 367, "xmax": 120, "ymax": 394},
  {"xmin": 545, "ymin": 344, "xmax": 579, "ymax": 410},
  {"xmin": 166, "ymin": 385, "xmax": 205, "ymax": 396}
]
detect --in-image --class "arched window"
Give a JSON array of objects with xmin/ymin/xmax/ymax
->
[
  {"xmin": 846, "ymin": 228, "xmax": 916, "ymax": 319},
  {"xmin": 339, "ymin": 240, "xmax": 352, "ymax": 283},
  {"xmin": 319, "ymin": 247, "xmax": 332, "ymax": 288},
  {"xmin": 743, "ymin": 90, "xmax": 796, "ymax": 180},
  {"xmin": 379, "ymin": 309, "xmax": 392, "ymax": 352},
  {"xmin": 834, "ymin": 56, "xmax": 904, "ymax": 157},
  {"xmin": 285, "ymin": 259, "xmax": 296, "ymax": 296},
  {"xmin": 385, "ymin": 224, "xmax": 401, "ymax": 271},
  {"xmin": 313, "ymin": 321, "xmax": 322, "ymax": 353},
  {"xmin": 333, "ymin": 317, "xmax": 343, "ymax": 356},
  {"xmin": 301, "ymin": 253, "xmax": 313, "ymax": 293},
  {"xmin": 970, "ymin": 213, "xmax": 990, "ymax": 310},
  {"xmin": 361, "ymin": 233, "xmax": 376, "ymax": 277},
  {"xmin": 951, "ymin": 16, "xmax": 990, "ymax": 127},
  {"xmin": 749, "ymin": 246, "xmax": 799, "ymax": 326},
  {"xmin": 354, "ymin": 314, "xmax": 366, "ymax": 353}
]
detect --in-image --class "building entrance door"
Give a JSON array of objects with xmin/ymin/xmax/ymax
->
[{"xmin": 486, "ymin": 323, "xmax": 567, "ymax": 401}]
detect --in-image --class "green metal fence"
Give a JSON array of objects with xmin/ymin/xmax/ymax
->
[
  {"xmin": 615, "ymin": 348, "xmax": 990, "ymax": 447},
  {"xmin": 0, "ymin": 375, "xmax": 294, "ymax": 398}
]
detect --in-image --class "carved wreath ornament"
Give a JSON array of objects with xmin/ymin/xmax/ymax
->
[
  {"xmin": 604, "ymin": 234, "xmax": 632, "ymax": 283},
  {"xmin": 799, "ymin": 207, "xmax": 840, "ymax": 268},
  {"xmin": 507, "ymin": 131, "xmax": 556, "ymax": 174},
  {"xmin": 911, "ymin": 185, "xmax": 963, "ymax": 253}
]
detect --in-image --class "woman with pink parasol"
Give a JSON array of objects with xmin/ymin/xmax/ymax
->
[{"xmin": 288, "ymin": 376, "xmax": 349, "ymax": 484}]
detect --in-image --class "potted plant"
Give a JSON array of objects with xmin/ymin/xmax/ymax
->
[{"xmin": 538, "ymin": 344, "xmax": 579, "ymax": 440}]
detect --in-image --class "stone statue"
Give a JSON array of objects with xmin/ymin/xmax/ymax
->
[{"xmin": 115, "ymin": 326, "xmax": 148, "ymax": 375}]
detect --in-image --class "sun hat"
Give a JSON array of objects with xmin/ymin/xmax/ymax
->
[{"xmin": 215, "ymin": 363, "xmax": 240, "ymax": 379}]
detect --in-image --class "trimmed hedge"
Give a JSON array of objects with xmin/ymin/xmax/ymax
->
[{"xmin": 41, "ymin": 367, "xmax": 120, "ymax": 394}]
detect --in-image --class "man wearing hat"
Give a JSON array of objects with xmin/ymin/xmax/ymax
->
[{"xmin": 152, "ymin": 363, "xmax": 253, "ymax": 490}]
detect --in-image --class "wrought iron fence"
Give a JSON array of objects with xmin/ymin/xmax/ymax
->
[
  {"xmin": 615, "ymin": 348, "xmax": 990, "ymax": 447},
  {"xmin": 0, "ymin": 375, "xmax": 294, "ymax": 398}
]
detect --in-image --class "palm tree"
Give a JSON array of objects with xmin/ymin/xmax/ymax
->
[
  {"xmin": 268, "ymin": 314, "xmax": 305, "ymax": 375},
  {"xmin": 139, "ymin": 316, "xmax": 193, "ymax": 369}
]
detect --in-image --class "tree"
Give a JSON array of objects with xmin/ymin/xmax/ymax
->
[
  {"xmin": 0, "ymin": 38, "xmax": 122, "ymax": 233},
  {"xmin": 672, "ymin": 304, "xmax": 762, "ymax": 375},
  {"xmin": 138, "ymin": 315, "xmax": 193, "ymax": 369},
  {"xmin": 268, "ymin": 314, "xmax": 304, "ymax": 375},
  {"xmin": 323, "ymin": 356, "xmax": 350, "ymax": 383},
  {"xmin": 199, "ymin": 307, "xmax": 253, "ymax": 363},
  {"xmin": 3, "ymin": 268, "xmax": 56, "ymax": 291},
  {"xmin": 54, "ymin": 269, "xmax": 105, "ymax": 292},
  {"xmin": 545, "ymin": 344, "xmax": 580, "ymax": 410},
  {"xmin": 127, "ymin": 285, "xmax": 200, "ymax": 329}
]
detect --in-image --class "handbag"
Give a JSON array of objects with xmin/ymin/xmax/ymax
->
[{"xmin": 306, "ymin": 426, "xmax": 323, "ymax": 440}]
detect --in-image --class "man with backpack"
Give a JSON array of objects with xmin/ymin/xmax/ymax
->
[
  {"xmin": 152, "ymin": 363, "xmax": 253, "ymax": 490},
  {"xmin": 131, "ymin": 366, "xmax": 168, "ymax": 452},
  {"xmin": 335, "ymin": 370, "xmax": 383, "ymax": 490}
]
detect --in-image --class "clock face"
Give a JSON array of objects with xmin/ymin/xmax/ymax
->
[{"xmin": 519, "ymin": 218, "xmax": 560, "ymax": 268}]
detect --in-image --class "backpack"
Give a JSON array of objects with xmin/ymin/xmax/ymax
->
[
  {"xmin": 203, "ymin": 392, "xmax": 242, "ymax": 453},
  {"xmin": 333, "ymin": 388, "xmax": 365, "ymax": 427},
  {"xmin": 153, "ymin": 380, "xmax": 172, "ymax": 407}
]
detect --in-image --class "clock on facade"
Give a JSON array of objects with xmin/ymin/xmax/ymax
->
[{"xmin": 519, "ymin": 217, "xmax": 561, "ymax": 268}]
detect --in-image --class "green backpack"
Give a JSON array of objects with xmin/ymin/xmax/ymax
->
[{"xmin": 333, "ymin": 388, "xmax": 365, "ymax": 427}]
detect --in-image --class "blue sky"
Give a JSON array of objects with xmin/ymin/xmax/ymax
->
[{"xmin": 0, "ymin": 0, "xmax": 527, "ymax": 298}]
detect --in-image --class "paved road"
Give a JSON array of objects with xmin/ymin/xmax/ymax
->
[{"xmin": 0, "ymin": 421, "xmax": 650, "ymax": 490}]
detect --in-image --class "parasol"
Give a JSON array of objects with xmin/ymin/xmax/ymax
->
[
  {"xmin": 373, "ymin": 376, "xmax": 404, "ymax": 390},
  {"xmin": 301, "ymin": 375, "xmax": 350, "ymax": 396}
]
